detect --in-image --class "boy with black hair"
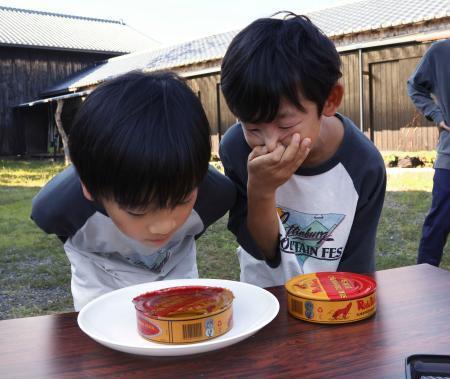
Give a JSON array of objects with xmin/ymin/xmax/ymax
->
[
  {"xmin": 219, "ymin": 13, "xmax": 386, "ymax": 287},
  {"xmin": 32, "ymin": 71, "xmax": 236, "ymax": 310}
]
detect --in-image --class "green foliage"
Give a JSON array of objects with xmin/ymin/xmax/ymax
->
[
  {"xmin": 210, "ymin": 154, "xmax": 224, "ymax": 173},
  {"xmin": 210, "ymin": 160, "xmax": 224, "ymax": 173},
  {"xmin": 381, "ymin": 150, "xmax": 436, "ymax": 167}
]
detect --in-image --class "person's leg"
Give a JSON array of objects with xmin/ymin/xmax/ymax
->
[{"xmin": 417, "ymin": 168, "xmax": 450, "ymax": 266}]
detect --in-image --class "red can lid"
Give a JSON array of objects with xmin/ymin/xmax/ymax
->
[{"xmin": 285, "ymin": 272, "xmax": 376, "ymax": 301}]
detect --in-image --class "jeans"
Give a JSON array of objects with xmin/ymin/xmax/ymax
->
[{"xmin": 417, "ymin": 168, "xmax": 450, "ymax": 266}]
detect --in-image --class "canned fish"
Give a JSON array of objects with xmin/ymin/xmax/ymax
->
[
  {"xmin": 133, "ymin": 285, "xmax": 234, "ymax": 343},
  {"xmin": 285, "ymin": 272, "xmax": 376, "ymax": 324}
]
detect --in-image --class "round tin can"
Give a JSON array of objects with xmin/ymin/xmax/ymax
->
[
  {"xmin": 133, "ymin": 286, "xmax": 234, "ymax": 344},
  {"xmin": 285, "ymin": 272, "xmax": 376, "ymax": 324}
]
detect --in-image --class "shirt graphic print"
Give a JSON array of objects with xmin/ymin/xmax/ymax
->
[{"xmin": 278, "ymin": 207, "xmax": 346, "ymax": 267}]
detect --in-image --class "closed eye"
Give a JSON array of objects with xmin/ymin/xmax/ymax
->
[
  {"xmin": 241, "ymin": 122, "xmax": 260, "ymax": 133},
  {"xmin": 126, "ymin": 210, "xmax": 147, "ymax": 217},
  {"xmin": 279, "ymin": 123, "xmax": 299, "ymax": 130},
  {"xmin": 243, "ymin": 126, "xmax": 260, "ymax": 133}
]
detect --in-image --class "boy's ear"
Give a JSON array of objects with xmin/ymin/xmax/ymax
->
[
  {"xmin": 322, "ymin": 83, "xmax": 344, "ymax": 117},
  {"xmin": 80, "ymin": 181, "xmax": 94, "ymax": 201}
]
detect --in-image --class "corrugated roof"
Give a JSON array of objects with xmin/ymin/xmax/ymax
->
[
  {"xmin": 0, "ymin": 6, "xmax": 159, "ymax": 53},
  {"xmin": 43, "ymin": 0, "xmax": 450, "ymax": 96},
  {"xmin": 43, "ymin": 31, "xmax": 237, "ymax": 95},
  {"xmin": 308, "ymin": 0, "xmax": 449, "ymax": 37}
]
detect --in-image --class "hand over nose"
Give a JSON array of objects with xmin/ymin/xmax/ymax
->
[{"xmin": 247, "ymin": 133, "xmax": 311, "ymax": 195}]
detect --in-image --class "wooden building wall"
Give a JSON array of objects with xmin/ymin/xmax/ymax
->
[
  {"xmin": 339, "ymin": 53, "xmax": 361, "ymax": 127},
  {"xmin": 0, "ymin": 46, "xmax": 115, "ymax": 155},
  {"xmin": 19, "ymin": 97, "xmax": 82, "ymax": 155},
  {"xmin": 10, "ymin": 39, "xmax": 441, "ymax": 156},
  {"xmin": 365, "ymin": 43, "xmax": 436, "ymax": 151},
  {"xmin": 339, "ymin": 43, "xmax": 437, "ymax": 151},
  {"xmin": 186, "ymin": 74, "xmax": 236, "ymax": 155},
  {"xmin": 186, "ymin": 41, "xmax": 440, "ymax": 155}
]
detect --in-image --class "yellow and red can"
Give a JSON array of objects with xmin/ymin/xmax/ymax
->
[
  {"xmin": 133, "ymin": 286, "xmax": 234, "ymax": 344},
  {"xmin": 285, "ymin": 272, "xmax": 376, "ymax": 324}
]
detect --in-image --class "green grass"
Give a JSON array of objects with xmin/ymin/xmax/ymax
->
[
  {"xmin": 0, "ymin": 159, "xmax": 448, "ymax": 320},
  {"xmin": 387, "ymin": 168, "xmax": 434, "ymax": 192},
  {"xmin": 378, "ymin": 168, "xmax": 450, "ymax": 270},
  {"xmin": 197, "ymin": 217, "xmax": 239, "ymax": 280},
  {"xmin": 0, "ymin": 159, "xmax": 65, "ymax": 187},
  {"xmin": 381, "ymin": 150, "xmax": 436, "ymax": 167},
  {"xmin": 0, "ymin": 160, "xmax": 73, "ymax": 319}
]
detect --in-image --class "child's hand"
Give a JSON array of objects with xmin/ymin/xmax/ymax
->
[{"xmin": 247, "ymin": 133, "xmax": 311, "ymax": 195}]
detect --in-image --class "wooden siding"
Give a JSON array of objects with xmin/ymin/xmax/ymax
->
[
  {"xmin": 0, "ymin": 46, "xmax": 114, "ymax": 155},
  {"xmin": 363, "ymin": 43, "xmax": 437, "ymax": 151},
  {"xmin": 335, "ymin": 43, "xmax": 438, "ymax": 151},
  {"xmin": 339, "ymin": 52, "xmax": 361, "ymax": 127},
  {"xmin": 6, "ymin": 39, "xmax": 444, "ymax": 156},
  {"xmin": 183, "ymin": 41, "xmax": 441, "ymax": 154},
  {"xmin": 186, "ymin": 75, "xmax": 220, "ymax": 152},
  {"xmin": 186, "ymin": 74, "xmax": 236, "ymax": 154},
  {"xmin": 20, "ymin": 105, "xmax": 48, "ymax": 154}
]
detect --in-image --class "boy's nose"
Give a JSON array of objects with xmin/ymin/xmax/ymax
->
[
  {"xmin": 149, "ymin": 219, "xmax": 176, "ymax": 235},
  {"xmin": 264, "ymin": 130, "xmax": 279, "ymax": 152}
]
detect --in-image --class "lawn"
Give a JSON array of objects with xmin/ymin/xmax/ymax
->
[
  {"xmin": 1, "ymin": 160, "xmax": 449, "ymax": 320},
  {"xmin": 378, "ymin": 169, "xmax": 449, "ymax": 269}
]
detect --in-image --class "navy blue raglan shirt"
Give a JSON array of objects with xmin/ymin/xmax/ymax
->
[
  {"xmin": 407, "ymin": 38, "xmax": 450, "ymax": 170},
  {"xmin": 219, "ymin": 114, "xmax": 386, "ymax": 286}
]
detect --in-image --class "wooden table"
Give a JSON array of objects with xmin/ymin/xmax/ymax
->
[{"xmin": 1, "ymin": 264, "xmax": 450, "ymax": 378}]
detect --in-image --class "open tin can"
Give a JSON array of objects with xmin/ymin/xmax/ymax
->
[
  {"xmin": 285, "ymin": 272, "xmax": 376, "ymax": 324},
  {"xmin": 133, "ymin": 286, "xmax": 234, "ymax": 344}
]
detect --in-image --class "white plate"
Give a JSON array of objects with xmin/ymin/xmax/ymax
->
[{"xmin": 77, "ymin": 278, "xmax": 279, "ymax": 356}]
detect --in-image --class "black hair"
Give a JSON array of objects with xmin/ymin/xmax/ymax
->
[
  {"xmin": 69, "ymin": 70, "xmax": 211, "ymax": 209},
  {"xmin": 220, "ymin": 11, "xmax": 342, "ymax": 122}
]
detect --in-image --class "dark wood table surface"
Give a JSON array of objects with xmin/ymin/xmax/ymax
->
[{"xmin": 1, "ymin": 263, "xmax": 450, "ymax": 378}]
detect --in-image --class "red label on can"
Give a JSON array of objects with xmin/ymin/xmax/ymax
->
[{"xmin": 286, "ymin": 272, "xmax": 376, "ymax": 301}]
